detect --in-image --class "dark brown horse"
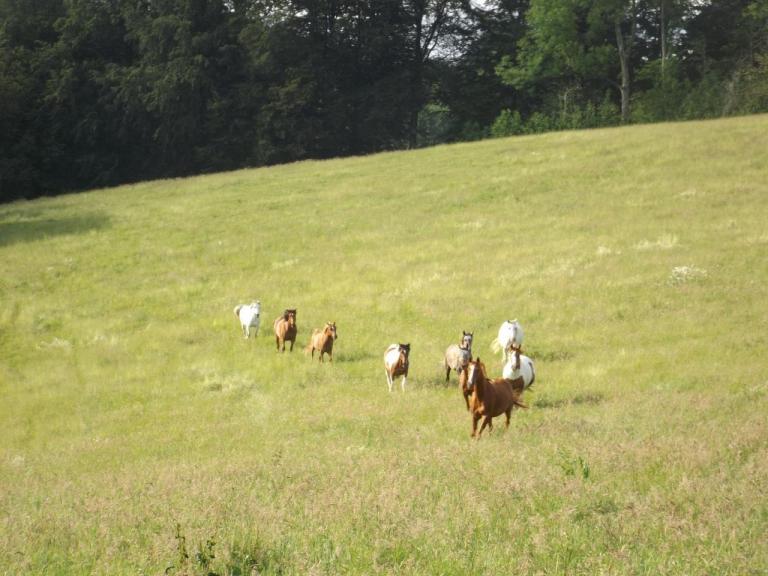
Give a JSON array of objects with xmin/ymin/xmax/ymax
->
[
  {"xmin": 273, "ymin": 309, "xmax": 297, "ymax": 352},
  {"xmin": 306, "ymin": 321, "xmax": 338, "ymax": 362},
  {"xmin": 466, "ymin": 358, "xmax": 527, "ymax": 439}
]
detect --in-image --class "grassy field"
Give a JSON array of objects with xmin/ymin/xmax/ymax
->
[{"xmin": 1, "ymin": 115, "xmax": 767, "ymax": 575}]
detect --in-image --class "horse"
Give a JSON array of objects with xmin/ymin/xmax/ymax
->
[
  {"xmin": 234, "ymin": 301, "xmax": 261, "ymax": 338},
  {"xmin": 466, "ymin": 358, "xmax": 527, "ymax": 439},
  {"xmin": 306, "ymin": 321, "xmax": 338, "ymax": 362},
  {"xmin": 444, "ymin": 330, "xmax": 473, "ymax": 383},
  {"xmin": 458, "ymin": 367, "xmax": 471, "ymax": 411},
  {"xmin": 273, "ymin": 309, "xmax": 297, "ymax": 352},
  {"xmin": 384, "ymin": 343, "xmax": 410, "ymax": 392},
  {"xmin": 502, "ymin": 349, "xmax": 536, "ymax": 389},
  {"xmin": 491, "ymin": 320, "xmax": 524, "ymax": 364}
]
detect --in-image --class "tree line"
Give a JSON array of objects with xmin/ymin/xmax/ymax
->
[{"xmin": 1, "ymin": 0, "xmax": 766, "ymax": 201}]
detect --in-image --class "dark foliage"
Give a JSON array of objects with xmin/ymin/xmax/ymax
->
[{"xmin": 1, "ymin": 0, "xmax": 766, "ymax": 201}]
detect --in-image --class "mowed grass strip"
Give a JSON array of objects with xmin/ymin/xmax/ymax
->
[{"xmin": 1, "ymin": 115, "xmax": 767, "ymax": 575}]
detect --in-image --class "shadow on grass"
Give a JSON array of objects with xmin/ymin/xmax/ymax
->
[
  {"xmin": 0, "ymin": 212, "xmax": 110, "ymax": 247},
  {"xmin": 529, "ymin": 348, "xmax": 574, "ymax": 362},
  {"xmin": 534, "ymin": 392, "xmax": 604, "ymax": 409},
  {"xmin": 334, "ymin": 349, "xmax": 378, "ymax": 363}
]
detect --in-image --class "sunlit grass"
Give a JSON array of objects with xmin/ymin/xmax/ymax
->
[{"xmin": 1, "ymin": 115, "xmax": 767, "ymax": 574}]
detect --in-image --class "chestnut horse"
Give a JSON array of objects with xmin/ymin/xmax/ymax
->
[
  {"xmin": 273, "ymin": 309, "xmax": 297, "ymax": 352},
  {"xmin": 466, "ymin": 358, "xmax": 527, "ymax": 438},
  {"xmin": 306, "ymin": 321, "xmax": 338, "ymax": 362}
]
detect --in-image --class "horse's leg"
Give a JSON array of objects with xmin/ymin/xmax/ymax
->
[
  {"xmin": 289, "ymin": 339, "xmax": 294, "ymax": 352},
  {"xmin": 386, "ymin": 370, "xmax": 393, "ymax": 393},
  {"xmin": 445, "ymin": 366, "xmax": 451, "ymax": 382},
  {"xmin": 471, "ymin": 413, "xmax": 480, "ymax": 437},
  {"xmin": 477, "ymin": 416, "xmax": 491, "ymax": 438},
  {"xmin": 505, "ymin": 408, "xmax": 512, "ymax": 430},
  {"xmin": 401, "ymin": 375, "xmax": 407, "ymax": 392},
  {"xmin": 275, "ymin": 336, "xmax": 280, "ymax": 351}
]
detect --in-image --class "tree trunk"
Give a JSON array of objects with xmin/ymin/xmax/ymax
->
[
  {"xmin": 660, "ymin": 0, "xmax": 668, "ymax": 78},
  {"xmin": 615, "ymin": 19, "xmax": 630, "ymax": 123},
  {"xmin": 614, "ymin": 0, "xmax": 637, "ymax": 124},
  {"xmin": 409, "ymin": 6, "xmax": 424, "ymax": 149}
]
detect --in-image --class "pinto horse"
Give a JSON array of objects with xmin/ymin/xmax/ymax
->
[
  {"xmin": 306, "ymin": 321, "xmax": 338, "ymax": 362},
  {"xmin": 466, "ymin": 358, "xmax": 527, "ymax": 438},
  {"xmin": 273, "ymin": 309, "xmax": 298, "ymax": 352},
  {"xmin": 384, "ymin": 343, "xmax": 410, "ymax": 392},
  {"xmin": 502, "ymin": 349, "xmax": 536, "ymax": 389}
]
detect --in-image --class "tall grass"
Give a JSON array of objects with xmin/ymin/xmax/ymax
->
[{"xmin": 1, "ymin": 116, "xmax": 767, "ymax": 574}]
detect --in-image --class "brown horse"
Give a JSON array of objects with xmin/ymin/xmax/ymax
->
[
  {"xmin": 458, "ymin": 367, "xmax": 471, "ymax": 411},
  {"xmin": 273, "ymin": 309, "xmax": 297, "ymax": 352},
  {"xmin": 306, "ymin": 321, "xmax": 338, "ymax": 362},
  {"xmin": 466, "ymin": 358, "xmax": 527, "ymax": 438}
]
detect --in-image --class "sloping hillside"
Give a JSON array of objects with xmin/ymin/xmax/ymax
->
[{"xmin": 1, "ymin": 115, "xmax": 767, "ymax": 574}]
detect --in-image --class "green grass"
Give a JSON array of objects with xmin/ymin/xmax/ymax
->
[{"xmin": 1, "ymin": 115, "xmax": 767, "ymax": 575}]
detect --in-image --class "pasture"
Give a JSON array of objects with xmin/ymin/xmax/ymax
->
[{"xmin": 1, "ymin": 115, "xmax": 767, "ymax": 574}]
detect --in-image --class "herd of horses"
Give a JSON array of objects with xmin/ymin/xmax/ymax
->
[{"xmin": 235, "ymin": 302, "xmax": 535, "ymax": 438}]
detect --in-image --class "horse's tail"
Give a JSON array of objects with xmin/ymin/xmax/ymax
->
[
  {"xmin": 304, "ymin": 330, "xmax": 318, "ymax": 354},
  {"xmin": 527, "ymin": 363, "xmax": 536, "ymax": 389},
  {"xmin": 490, "ymin": 337, "xmax": 502, "ymax": 355},
  {"xmin": 234, "ymin": 305, "xmax": 242, "ymax": 319}
]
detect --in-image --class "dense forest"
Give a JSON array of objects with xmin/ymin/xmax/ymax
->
[{"xmin": 1, "ymin": 0, "xmax": 766, "ymax": 201}]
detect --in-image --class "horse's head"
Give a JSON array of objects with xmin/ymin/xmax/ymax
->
[
  {"xmin": 461, "ymin": 331, "xmax": 473, "ymax": 350},
  {"xmin": 326, "ymin": 321, "xmax": 338, "ymax": 340},
  {"xmin": 399, "ymin": 343, "xmax": 410, "ymax": 359},
  {"xmin": 466, "ymin": 358, "xmax": 486, "ymax": 391},
  {"xmin": 285, "ymin": 309, "xmax": 297, "ymax": 326},
  {"xmin": 251, "ymin": 301, "xmax": 261, "ymax": 317}
]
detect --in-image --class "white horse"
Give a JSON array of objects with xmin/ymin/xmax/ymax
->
[
  {"xmin": 502, "ymin": 349, "xmax": 536, "ymax": 389},
  {"xmin": 491, "ymin": 320, "xmax": 524, "ymax": 364},
  {"xmin": 234, "ymin": 301, "xmax": 261, "ymax": 338}
]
